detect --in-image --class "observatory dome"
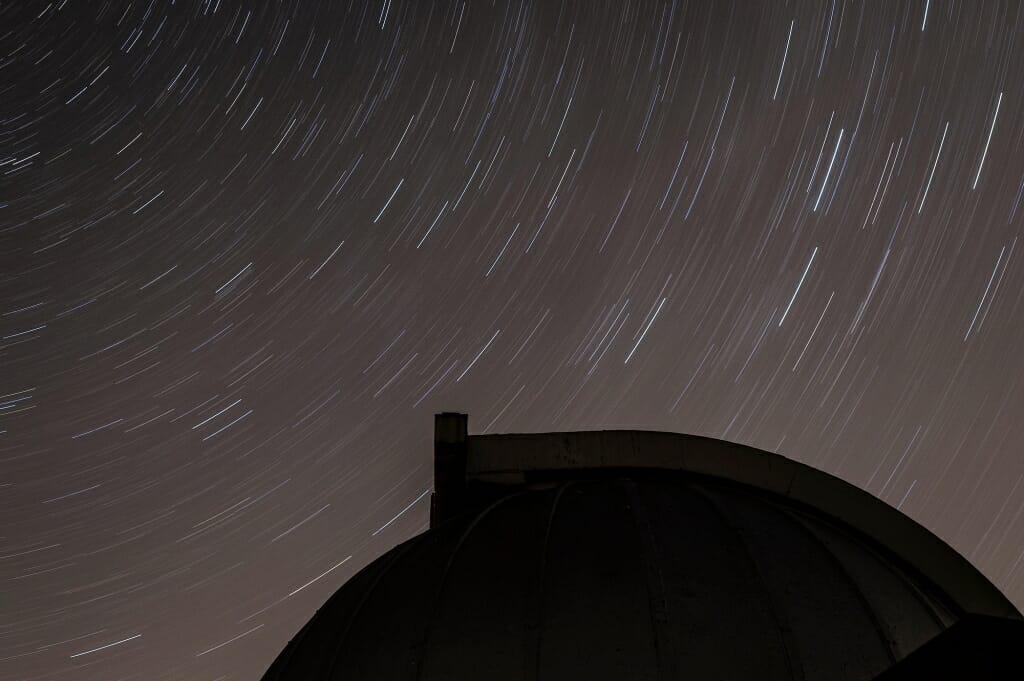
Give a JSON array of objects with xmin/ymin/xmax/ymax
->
[{"xmin": 263, "ymin": 416, "xmax": 1020, "ymax": 680}]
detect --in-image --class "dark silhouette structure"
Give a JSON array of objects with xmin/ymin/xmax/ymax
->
[{"xmin": 263, "ymin": 413, "xmax": 1023, "ymax": 680}]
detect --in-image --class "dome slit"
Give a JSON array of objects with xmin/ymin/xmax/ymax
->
[
  {"xmin": 529, "ymin": 483, "xmax": 572, "ymax": 681},
  {"xmin": 622, "ymin": 479, "xmax": 670, "ymax": 681}
]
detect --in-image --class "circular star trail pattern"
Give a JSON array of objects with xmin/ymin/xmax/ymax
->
[{"xmin": 3, "ymin": 1, "xmax": 1024, "ymax": 679}]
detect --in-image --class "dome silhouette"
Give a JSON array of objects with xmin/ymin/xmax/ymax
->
[{"xmin": 263, "ymin": 414, "xmax": 1023, "ymax": 680}]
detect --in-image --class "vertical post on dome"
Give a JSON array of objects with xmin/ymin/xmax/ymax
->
[{"xmin": 430, "ymin": 412, "xmax": 468, "ymax": 528}]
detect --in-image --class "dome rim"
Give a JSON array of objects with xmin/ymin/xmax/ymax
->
[{"xmin": 464, "ymin": 429, "xmax": 1020, "ymax": 620}]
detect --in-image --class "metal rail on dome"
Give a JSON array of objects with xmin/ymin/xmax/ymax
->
[{"xmin": 429, "ymin": 412, "xmax": 1021, "ymax": 621}]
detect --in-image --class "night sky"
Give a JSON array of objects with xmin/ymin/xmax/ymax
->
[{"xmin": 3, "ymin": 0, "xmax": 1024, "ymax": 678}]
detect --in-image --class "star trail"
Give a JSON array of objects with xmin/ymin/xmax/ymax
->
[{"xmin": 3, "ymin": 1, "xmax": 1024, "ymax": 679}]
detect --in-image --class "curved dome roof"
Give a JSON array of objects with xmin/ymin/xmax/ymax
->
[{"xmin": 263, "ymin": 424, "xmax": 1019, "ymax": 681}]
